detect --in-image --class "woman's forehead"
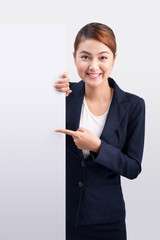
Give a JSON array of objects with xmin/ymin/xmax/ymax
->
[{"xmin": 77, "ymin": 39, "xmax": 112, "ymax": 54}]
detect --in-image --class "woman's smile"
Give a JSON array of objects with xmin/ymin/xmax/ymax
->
[{"xmin": 87, "ymin": 73, "xmax": 102, "ymax": 79}]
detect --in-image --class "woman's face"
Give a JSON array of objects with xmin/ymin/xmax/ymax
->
[{"xmin": 73, "ymin": 38, "xmax": 116, "ymax": 88}]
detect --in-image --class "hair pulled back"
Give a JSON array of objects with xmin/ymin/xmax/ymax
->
[{"xmin": 74, "ymin": 22, "xmax": 117, "ymax": 58}]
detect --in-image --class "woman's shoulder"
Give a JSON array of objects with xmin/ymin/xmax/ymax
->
[
  {"xmin": 69, "ymin": 81, "xmax": 77, "ymax": 88},
  {"xmin": 69, "ymin": 81, "xmax": 81, "ymax": 89},
  {"xmin": 109, "ymin": 78, "xmax": 145, "ymax": 119},
  {"xmin": 68, "ymin": 80, "xmax": 84, "ymax": 97},
  {"xmin": 109, "ymin": 77, "xmax": 145, "ymax": 106},
  {"xmin": 125, "ymin": 91, "xmax": 145, "ymax": 105},
  {"xmin": 123, "ymin": 91, "xmax": 145, "ymax": 121}
]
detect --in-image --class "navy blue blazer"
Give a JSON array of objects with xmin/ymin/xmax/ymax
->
[{"xmin": 66, "ymin": 77, "xmax": 145, "ymax": 227}]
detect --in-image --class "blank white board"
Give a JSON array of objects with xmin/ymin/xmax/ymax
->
[{"xmin": 0, "ymin": 24, "xmax": 66, "ymax": 240}]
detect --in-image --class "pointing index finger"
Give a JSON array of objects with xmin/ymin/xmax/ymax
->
[{"xmin": 54, "ymin": 129, "xmax": 77, "ymax": 137}]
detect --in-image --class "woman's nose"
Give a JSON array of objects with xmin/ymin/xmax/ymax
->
[{"xmin": 89, "ymin": 60, "xmax": 99, "ymax": 71}]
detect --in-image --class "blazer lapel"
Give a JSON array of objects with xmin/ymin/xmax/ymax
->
[{"xmin": 100, "ymin": 78, "xmax": 129, "ymax": 139}]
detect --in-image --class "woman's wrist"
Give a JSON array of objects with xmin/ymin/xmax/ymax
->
[{"xmin": 93, "ymin": 138, "xmax": 101, "ymax": 153}]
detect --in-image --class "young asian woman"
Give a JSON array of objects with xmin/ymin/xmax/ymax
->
[{"xmin": 54, "ymin": 22, "xmax": 145, "ymax": 240}]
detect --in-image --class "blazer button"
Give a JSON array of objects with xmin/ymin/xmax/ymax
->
[
  {"xmin": 78, "ymin": 181, "xmax": 84, "ymax": 187},
  {"xmin": 81, "ymin": 161, "xmax": 85, "ymax": 167}
]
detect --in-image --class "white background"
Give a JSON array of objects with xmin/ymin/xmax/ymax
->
[
  {"xmin": 0, "ymin": 24, "xmax": 66, "ymax": 240},
  {"xmin": 0, "ymin": 0, "xmax": 160, "ymax": 239}
]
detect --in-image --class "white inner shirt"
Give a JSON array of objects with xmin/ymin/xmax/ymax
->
[{"xmin": 79, "ymin": 94, "xmax": 113, "ymax": 159}]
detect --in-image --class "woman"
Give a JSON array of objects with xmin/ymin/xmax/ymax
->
[{"xmin": 54, "ymin": 22, "xmax": 145, "ymax": 240}]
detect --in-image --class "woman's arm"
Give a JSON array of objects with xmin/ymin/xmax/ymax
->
[{"xmin": 90, "ymin": 98, "xmax": 145, "ymax": 180}]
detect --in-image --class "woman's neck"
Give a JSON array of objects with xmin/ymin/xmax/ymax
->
[{"xmin": 84, "ymin": 79, "xmax": 112, "ymax": 103}]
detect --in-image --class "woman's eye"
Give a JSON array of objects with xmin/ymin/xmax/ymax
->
[
  {"xmin": 101, "ymin": 56, "xmax": 107, "ymax": 60},
  {"xmin": 81, "ymin": 55, "xmax": 89, "ymax": 59},
  {"xmin": 81, "ymin": 56, "xmax": 107, "ymax": 60}
]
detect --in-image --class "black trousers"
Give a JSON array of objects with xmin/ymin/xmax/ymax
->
[{"xmin": 66, "ymin": 220, "xmax": 127, "ymax": 240}]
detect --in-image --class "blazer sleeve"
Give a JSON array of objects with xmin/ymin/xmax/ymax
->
[{"xmin": 90, "ymin": 98, "xmax": 146, "ymax": 180}]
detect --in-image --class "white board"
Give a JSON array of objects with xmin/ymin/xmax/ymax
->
[{"xmin": 0, "ymin": 24, "xmax": 66, "ymax": 240}]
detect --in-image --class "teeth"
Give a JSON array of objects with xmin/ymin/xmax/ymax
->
[{"xmin": 88, "ymin": 73, "xmax": 100, "ymax": 76}]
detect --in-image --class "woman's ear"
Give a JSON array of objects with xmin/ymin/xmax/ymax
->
[
  {"xmin": 73, "ymin": 52, "xmax": 76, "ymax": 64},
  {"xmin": 114, "ymin": 52, "xmax": 117, "ymax": 60},
  {"xmin": 113, "ymin": 52, "xmax": 117, "ymax": 64}
]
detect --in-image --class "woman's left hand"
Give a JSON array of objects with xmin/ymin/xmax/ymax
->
[{"xmin": 54, "ymin": 127, "xmax": 101, "ymax": 153}]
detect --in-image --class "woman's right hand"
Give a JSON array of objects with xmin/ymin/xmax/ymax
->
[{"xmin": 54, "ymin": 72, "xmax": 72, "ymax": 97}]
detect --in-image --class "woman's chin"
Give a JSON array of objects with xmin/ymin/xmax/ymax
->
[
  {"xmin": 84, "ymin": 81, "xmax": 100, "ymax": 88},
  {"xmin": 83, "ymin": 78, "xmax": 106, "ymax": 88}
]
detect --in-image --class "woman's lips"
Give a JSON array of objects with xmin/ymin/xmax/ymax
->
[{"xmin": 87, "ymin": 73, "xmax": 102, "ymax": 79}]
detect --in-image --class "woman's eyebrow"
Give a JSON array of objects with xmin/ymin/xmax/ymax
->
[{"xmin": 79, "ymin": 50, "xmax": 110, "ymax": 55}]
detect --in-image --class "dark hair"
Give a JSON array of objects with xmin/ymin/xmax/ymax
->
[{"xmin": 74, "ymin": 22, "xmax": 117, "ymax": 58}]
